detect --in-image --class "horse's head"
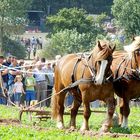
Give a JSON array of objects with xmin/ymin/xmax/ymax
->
[
  {"xmin": 124, "ymin": 36, "xmax": 140, "ymax": 71},
  {"xmin": 93, "ymin": 40, "xmax": 115, "ymax": 85}
]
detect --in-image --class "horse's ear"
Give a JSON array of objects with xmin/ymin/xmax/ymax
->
[
  {"xmin": 132, "ymin": 35, "xmax": 135, "ymax": 41},
  {"xmin": 97, "ymin": 41, "xmax": 103, "ymax": 50},
  {"xmin": 112, "ymin": 44, "xmax": 116, "ymax": 52}
]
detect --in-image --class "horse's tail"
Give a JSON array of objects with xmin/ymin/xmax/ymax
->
[
  {"xmin": 51, "ymin": 65, "xmax": 59, "ymax": 120},
  {"xmin": 51, "ymin": 88, "xmax": 58, "ymax": 120}
]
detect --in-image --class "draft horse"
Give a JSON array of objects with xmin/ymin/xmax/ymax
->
[
  {"xmin": 111, "ymin": 36, "xmax": 140, "ymax": 128},
  {"xmin": 51, "ymin": 40, "xmax": 116, "ymax": 132}
]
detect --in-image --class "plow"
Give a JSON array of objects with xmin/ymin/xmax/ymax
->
[{"xmin": 19, "ymin": 108, "xmax": 106, "ymax": 122}]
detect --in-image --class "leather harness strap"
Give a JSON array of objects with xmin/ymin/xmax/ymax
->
[
  {"xmin": 114, "ymin": 56, "xmax": 127, "ymax": 80},
  {"xmin": 71, "ymin": 57, "xmax": 81, "ymax": 83},
  {"xmin": 114, "ymin": 50, "xmax": 140, "ymax": 82}
]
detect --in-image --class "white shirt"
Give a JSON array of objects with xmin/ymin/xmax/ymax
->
[
  {"xmin": 14, "ymin": 82, "xmax": 23, "ymax": 93},
  {"xmin": 33, "ymin": 67, "xmax": 47, "ymax": 82}
]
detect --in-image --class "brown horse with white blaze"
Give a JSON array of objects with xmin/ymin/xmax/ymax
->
[
  {"xmin": 51, "ymin": 40, "xmax": 116, "ymax": 132},
  {"xmin": 111, "ymin": 36, "xmax": 140, "ymax": 128}
]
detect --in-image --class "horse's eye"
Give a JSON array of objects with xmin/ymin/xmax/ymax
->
[
  {"xmin": 98, "ymin": 61, "xmax": 101, "ymax": 65},
  {"xmin": 136, "ymin": 51, "xmax": 140, "ymax": 56}
]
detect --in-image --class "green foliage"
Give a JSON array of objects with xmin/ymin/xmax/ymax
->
[
  {"xmin": 30, "ymin": 0, "xmax": 113, "ymax": 15},
  {"xmin": 47, "ymin": 8, "xmax": 93, "ymax": 34},
  {"xmin": 0, "ymin": 0, "xmax": 30, "ymax": 34},
  {"xmin": 44, "ymin": 8, "xmax": 108, "ymax": 58},
  {"xmin": 42, "ymin": 29, "xmax": 93, "ymax": 58},
  {"xmin": 3, "ymin": 36, "xmax": 26, "ymax": 59},
  {"xmin": 112, "ymin": 0, "xmax": 140, "ymax": 36},
  {"xmin": 0, "ymin": 0, "xmax": 31, "ymax": 52}
]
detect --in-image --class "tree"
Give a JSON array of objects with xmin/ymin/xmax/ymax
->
[
  {"xmin": 43, "ymin": 8, "xmax": 108, "ymax": 58},
  {"xmin": 112, "ymin": 0, "xmax": 140, "ymax": 36},
  {"xmin": 47, "ymin": 8, "xmax": 107, "ymax": 34},
  {"xmin": 30, "ymin": 0, "xmax": 113, "ymax": 15},
  {"xmin": 3, "ymin": 36, "xmax": 26, "ymax": 58},
  {"xmin": 0, "ymin": 0, "xmax": 31, "ymax": 53},
  {"xmin": 42, "ymin": 29, "xmax": 92, "ymax": 58},
  {"xmin": 46, "ymin": 8, "xmax": 93, "ymax": 34}
]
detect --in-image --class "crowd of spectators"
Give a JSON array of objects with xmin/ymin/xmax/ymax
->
[
  {"xmin": 0, "ymin": 55, "xmax": 54, "ymax": 108},
  {"xmin": 21, "ymin": 36, "xmax": 43, "ymax": 59}
]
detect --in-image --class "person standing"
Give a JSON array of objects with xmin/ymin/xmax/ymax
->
[
  {"xmin": 8, "ymin": 58, "xmax": 21, "ymax": 105},
  {"xmin": 33, "ymin": 61, "xmax": 48, "ymax": 107},
  {"xmin": 38, "ymin": 37, "xmax": 43, "ymax": 49},
  {"xmin": 3, "ymin": 55, "xmax": 12, "ymax": 91},
  {"xmin": 45, "ymin": 63, "xmax": 54, "ymax": 107},
  {"xmin": 0, "ymin": 55, "xmax": 8, "ymax": 105},
  {"xmin": 13, "ymin": 75, "xmax": 25, "ymax": 106},
  {"xmin": 25, "ymin": 69, "xmax": 36, "ymax": 107}
]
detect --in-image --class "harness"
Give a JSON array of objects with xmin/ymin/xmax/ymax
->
[
  {"xmin": 113, "ymin": 49, "xmax": 140, "ymax": 82},
  {"xmin": 71, "ymin": 53, "xmax": 96, "ymax": 85},
  {"xmin": 71, "ymin": 57, "xmax": 81, "ymax": 83},
  {"xmin": 69, "ymin": 54, "xmax": 95, "ymax": 95}
]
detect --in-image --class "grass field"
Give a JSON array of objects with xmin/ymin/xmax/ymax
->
[{"xmin": 0, "ymin": 105, "xmax": 139, "ymax": 140}]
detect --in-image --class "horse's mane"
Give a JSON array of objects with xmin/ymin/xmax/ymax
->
[
  {"xmin": 112, "ymin": 48, "xmax": 140, "ymax": 79},
  {"xmin": 123, "ymin": 36, "xmax": 140, "ymax": 52},
  {"xmin": 113, "ymin": 36, "xmax": 140, "ymax": 60},
  {"xmin": 113, "ymin": 51, "xmax": 128, "ymax": 59},
  {"xmin": 92, "ymin": 40, "xmax": 114, "ymax": 61}
]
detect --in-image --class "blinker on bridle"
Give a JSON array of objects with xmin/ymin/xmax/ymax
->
[{"xmin": 135, "ymin": 48, "xmax": 140, "ymax": 56}]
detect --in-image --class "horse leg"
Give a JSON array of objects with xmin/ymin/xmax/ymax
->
[
  {"xmin": 80, "ymin": 101, "xmax": 91, "ymax": 131},
  {"xmin": 118, "ymin": 97, "xmax": 123, "ymax": 126},
  {"xmin": 121, "ymin": 99, "xmax": 130, "ymax": 128},
  {"xmin": 70, "ymin": 94, "xmax": 82, "ymax": 130},
  {"xmin": 100, "ymin": 97, "xmax": 116, "ymax": 133}
]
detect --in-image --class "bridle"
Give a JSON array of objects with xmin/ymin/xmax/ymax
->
[
  {"xmin": 80, "ymin": 51, "xmax": 113, "ymax": 83},
  {"xmin": 134, "ymin": 48, "xmax": 140, "ymax": 71},
  {"xmin": 80, "ymin": 53, "xmax": 96, "ymax": 81},
  {"xmin": 104, "ymin": 55, "xmax": 113, "ymax": 82}
]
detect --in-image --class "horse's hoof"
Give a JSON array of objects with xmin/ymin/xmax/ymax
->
[
  {"xmin": 69, "ymin": 126, "xmax": 76, "ymax": 131},
  {"xmin": 121, "ymin": 124, "xmax": 128, "ymax": 129},
  {"xmin": 99, "ymin": 126, "xmax": 109, "ymax": 134},
  {"xmin": 57, "ymin": 122, "xmax": 64, "ymax": 129},
  {"xmin": 80, "ymin": 126, "xmax": 89, "ymax": 131}
]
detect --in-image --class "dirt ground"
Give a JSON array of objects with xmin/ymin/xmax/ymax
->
[
  {"xmin": 0, "ymin": 118, "xmax": 140, "ymax": 139},
  {"xmin": 0, "ymin": 118, "xmax": 20, "ymax": 125}
]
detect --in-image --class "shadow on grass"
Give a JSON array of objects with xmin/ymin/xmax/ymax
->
[
  {"xmin": 110, "ymin": 125, "xmax": 140, "ymax": 134},
  {"xmin": 111, "ymin": 126, "xmax": 131, "ymax": 134}
]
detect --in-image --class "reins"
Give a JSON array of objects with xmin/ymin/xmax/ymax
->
[{"xmin": 82, "ymin": 53, "xmax": 95, "ymax": 78}]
